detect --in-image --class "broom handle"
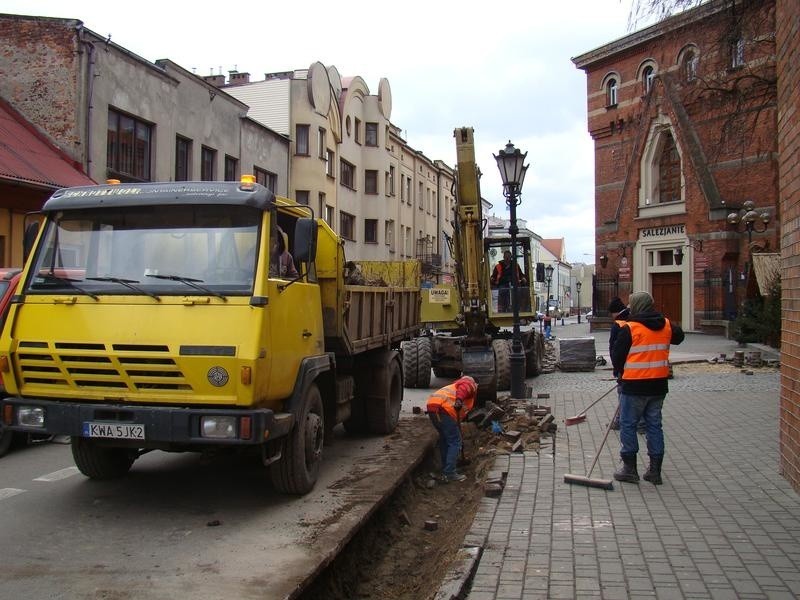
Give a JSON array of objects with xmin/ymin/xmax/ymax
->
[
  {"xmin": 577, "ymin": 383, "xmax": 618, "ymax": 418},
  {"xmin": 586, "ymin": 403, "xmax": 620, "ymax": 478}
]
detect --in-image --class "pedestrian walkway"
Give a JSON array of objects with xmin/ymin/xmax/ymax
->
[{"xmin": 456, "ymin": 331, "xmax": 799, "ymax": 599}]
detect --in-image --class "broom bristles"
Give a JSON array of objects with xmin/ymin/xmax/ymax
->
[{"xmin": 563, "ymin": 473, "xmax": 614, "ymax": 490}]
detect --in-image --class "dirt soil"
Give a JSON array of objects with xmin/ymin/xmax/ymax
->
[
  {"xmin": 300, "ymin": 395, "xmax": 547, "ymax": 600},
  {"xmin": 299, "ymin": 360, "xmax": 776, "ymax": 599}
]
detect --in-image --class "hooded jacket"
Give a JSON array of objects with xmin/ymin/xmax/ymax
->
[{"xmin": 611, "ymin": 309, "xmax": 684, "ymax": 395}]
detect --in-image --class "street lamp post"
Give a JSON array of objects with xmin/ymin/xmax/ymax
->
[
  {"xmin": 545, "ymin": 263, "xmax": 553, "ymax": 320},
  {"xmin": 576, "ymin": 281, "xmax": 582, "ymax": 324},
  {"xmin": 494, "ymin": 141, "xmax": 529, "ymax": 400}
]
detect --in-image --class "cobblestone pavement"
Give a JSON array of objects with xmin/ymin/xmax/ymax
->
[{"xmin": 461, "ymin": 328, "xmax": 800, "ymax": 600}]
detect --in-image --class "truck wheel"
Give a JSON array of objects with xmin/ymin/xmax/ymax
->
[
  {"xmin": 493, "ymin": 339, "xmax": 512, "ymax": 391},
  {"xmin": 366, "ymin": 357, "xmax": 403, "ymax": 434},
  {"xmin": 402, "ymin": 340, "xmax": 419, "ymax": 388},
  {"xmin": 0, "ymin": 427, "xmax": 14, "ymax": 458},
  {"xmin": 271, "ymin": 383, "xmax": 324, "ymax": 495},
  {"xmin": 71, "ymin": 438, "xmax": 135, "ymax": 479},
  {"xmin": 415, "ymin": 337, "xmax": 432, "ymax": 389},
  {"xmin": 343, "ymin": 374, "xmax": 368, "ymax": 435}
]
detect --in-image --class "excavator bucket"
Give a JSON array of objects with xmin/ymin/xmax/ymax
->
[{"xmin": 462, "ymin": 347, "xmax": 496, "ymax": 407}]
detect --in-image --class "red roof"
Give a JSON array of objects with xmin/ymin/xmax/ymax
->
[
  {"xmin": 0, "ymin": 98, "xmax": 94, "ymax": 189},
  {"xmin": 541, "ymin": 238, "xmax": 565, "ymax": 261}
]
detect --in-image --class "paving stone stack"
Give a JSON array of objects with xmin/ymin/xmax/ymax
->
[{"xmin": 557, "ymin": 337, "xmax": 596, "ymax": 372}]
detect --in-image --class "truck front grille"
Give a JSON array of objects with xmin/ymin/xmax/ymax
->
[{"xmin": 16, "ymin": 341, "xmax": 191, "ymax": 392}]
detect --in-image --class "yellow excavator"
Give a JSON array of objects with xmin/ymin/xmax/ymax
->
[{"xmin": 403, "ymin": 127, "xmax": 545, "ymax": 403}]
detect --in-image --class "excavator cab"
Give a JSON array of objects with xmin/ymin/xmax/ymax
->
[{"xmin": 485, "ymin": 237, "xmax": 537, "ymax": 323}]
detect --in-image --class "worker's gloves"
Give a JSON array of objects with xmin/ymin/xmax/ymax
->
[{"xmin": 454, "ymin": 399, "xmax": 463, "ymax": 411}]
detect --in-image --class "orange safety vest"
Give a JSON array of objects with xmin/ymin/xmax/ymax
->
[
  {"xmin": 426, "ymin": 383, "xmax": 474, "ymax": 421},
  {"xmin": 491, "ymin": 261, "xmax": 523, "ymax": 286},
  {"xmin": 622, "ymin": 320, "xmax": 672, "ymax": 380}
]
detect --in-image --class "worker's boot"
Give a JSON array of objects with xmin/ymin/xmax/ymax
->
[
  {"xmin": 642, "ymin": 454, "xmax": 663, "ymax": 485},
  {"xmin": 614, "ymin": 453, "xmax": 639, "ymax": 483}
]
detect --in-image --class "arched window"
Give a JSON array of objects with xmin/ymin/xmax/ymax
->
[
  {"xmin": 658, "ymin": 133, "xmax": 681, "ymax": 204},
  {"xmin": 642, "ymin": 66, "xmax": 655, "ymax": 94},
  {"xmin": 606, "ymin": 78, "xmax": 618, "ymax": 107},
  {"xmin": 684, "ymin": 51, "xmax": 698, "ymax": 82}
]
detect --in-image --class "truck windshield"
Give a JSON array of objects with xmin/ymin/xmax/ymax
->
[{"xmin": 26, "ymin": 204, "xmax": 261, "ymax": 297}]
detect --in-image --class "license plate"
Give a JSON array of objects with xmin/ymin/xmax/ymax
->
[{"xmin": 82, "ymin": 422, "xmax": 145, "ymax": 440}]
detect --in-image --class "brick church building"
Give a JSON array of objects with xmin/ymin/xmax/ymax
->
[{"xmin": 573, "ymin": 0, "xmax": 778, "ymax": 333}]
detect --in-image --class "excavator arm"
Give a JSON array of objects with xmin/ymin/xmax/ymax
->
[{"xmin": 452, "ymin": 127, "xmax": 496, "ymax": 399}]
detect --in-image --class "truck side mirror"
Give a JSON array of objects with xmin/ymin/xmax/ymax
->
[
  {"xmin": 292, "ymin": 218, "xmax": 317, "ymax": 264},
  {"xmin": 23, "ymin": 222, "xmax": 40, "ymax": 263}
]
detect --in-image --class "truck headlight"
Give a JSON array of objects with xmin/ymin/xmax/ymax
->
[
  {"xmin": 18, "ymin": 407, "xmax": 45, "ymax": 428},
  {"xmin": 201, "ymin": 416, "xmax": 236, "ymax": 439}
]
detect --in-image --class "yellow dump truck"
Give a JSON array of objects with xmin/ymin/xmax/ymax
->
[{"xmin": 0, "ymin": 178, "xmax": 420, "ymax": 494}]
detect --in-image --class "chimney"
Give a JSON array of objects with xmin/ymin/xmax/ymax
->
[
  {"xmin": 229, "ymin": 71, "xmax": 250, "ymax": 85},
  {"xmin": 203, "ymin": 74, "xmax": 226, "ymax": 88}
]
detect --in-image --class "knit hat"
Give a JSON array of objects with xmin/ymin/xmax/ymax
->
[
  {"xmin": 607, "ymin": 297, "xmax": 626, "ymax": 314},
  {"xmin": 628, "ymin": 291, "xmax": 655, "ymax": 315},
  {"xmin": 455, "ymin": 375, "xmax": 477, "ymax": 399}
]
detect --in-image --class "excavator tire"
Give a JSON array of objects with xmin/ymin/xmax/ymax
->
[
  {"xmin": 415, "ymin": 337, "xmax": 432, "ymax": 389},
  {"xmin": 493, "ymin": 339, "xmax": 512, "ymax": 391},
  {"xmin": 525, "ymin": 332, "xmax": 545, "ymax": 377},
  {"xmin": 271, "ymin": 383, "xmax": 324, "ymax": 495},
  {"xmin": 401, "ymin": 340, "xmax": 419, "ymax": 388}
]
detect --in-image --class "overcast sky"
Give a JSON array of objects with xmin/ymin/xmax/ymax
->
[{"xmin": 5, "ymin": 0, "xmax": 644, "ymax": 264}]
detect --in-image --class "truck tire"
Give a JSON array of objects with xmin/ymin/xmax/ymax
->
[
  {"xmin": 71, "ymin": 438, "xmax": 135, "ymax": 479},
  {"xmin": 0, "ymin": 426, "xmax": 13, "ymax": 458},
  {"xmin": 271, "ymin": 383, "xmax": 324, "ymax": 495},
  {"xmin": 415, "ymin": 337, "xmax": 432, "ymax": 389},
  {"xmin": 366, "ymin": 357, "xmax": 403, "ymax": 434},
  {"xmin": 343, "ymin": 372, "xmax": 368, "ymax": 435},
  {"xmin": 342, "ymin": 393, "xmax": 368, "ymax": 435},
  {"xmin": 402, "ymin": 340, "xmax": 419, "ymax": 389},
  {"xmin": 493, "ymin": 339, "xmax": 512, "ymax": 391}
]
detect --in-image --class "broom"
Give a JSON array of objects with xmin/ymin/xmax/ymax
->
[
  {"xmin": 564, "ymin": 383, "xmax": 618, "ymax": 426},
  {"xmin": 563, "ymin": 404, "xmax": 619, "ymax": 490}
]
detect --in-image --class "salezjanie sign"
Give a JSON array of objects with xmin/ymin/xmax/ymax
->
[{"xmin": 640, "ymin": 224, "xmax": 685, "ymax": 238}]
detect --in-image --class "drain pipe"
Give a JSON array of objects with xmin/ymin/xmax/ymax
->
[{"xmin": 77, "ymin": 24, "xmax": 97, "ymax": 179}]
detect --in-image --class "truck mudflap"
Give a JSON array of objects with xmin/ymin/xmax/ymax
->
[{"xmin": 0, "ymin": 397, "xmax": 293, "ymax": 446}]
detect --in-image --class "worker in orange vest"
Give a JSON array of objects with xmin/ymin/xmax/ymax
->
[
  {"xmin": 491, "ymin": 250, "xmax": 526, "ymax": 313},
  {"xmin": 426, "ymin": 375, "xmax": 478, "ymax": 482},
  {"xmin": 611, "ymin": 291, "xmax": 684, "ymax": 485}
]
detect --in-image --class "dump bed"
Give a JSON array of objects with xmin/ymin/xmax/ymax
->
[{"xmin": 320, "ymin": 258, "xmax": 421, "ymax": 356}]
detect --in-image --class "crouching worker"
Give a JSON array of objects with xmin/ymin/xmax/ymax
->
[{"xmin": 426, "ymin": 376, "xmax": 478, "ymax": 482}]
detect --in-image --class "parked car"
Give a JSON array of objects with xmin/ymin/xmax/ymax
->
[{"xmin": 585, "ymin": 310, "xmax": 593, "ymax": 321}]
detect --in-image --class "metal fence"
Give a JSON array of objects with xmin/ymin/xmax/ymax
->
[
  {"xmin": 592, "ymin": 274, "xmax": 632, "ymax": 318},
  {"xmin": 703, "ymin": 267, "xmax": 743, "ymax": 320},
  {"xmin": 592, "ymin": 269, "xmax": 743, "ymax": 322}
]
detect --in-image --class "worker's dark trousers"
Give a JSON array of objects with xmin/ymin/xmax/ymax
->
[
  {"xmin": 619, "ymin": 393, "xmax": 665, "ymax": 455},
  {"xmin": 428, "ymin": 412, "xmax": 461, "ymax": 477}
]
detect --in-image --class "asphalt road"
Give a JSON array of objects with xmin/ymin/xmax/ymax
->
[{"xmin": 0, "ymin": 387, "xmax": 438, "ymax": 600}]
